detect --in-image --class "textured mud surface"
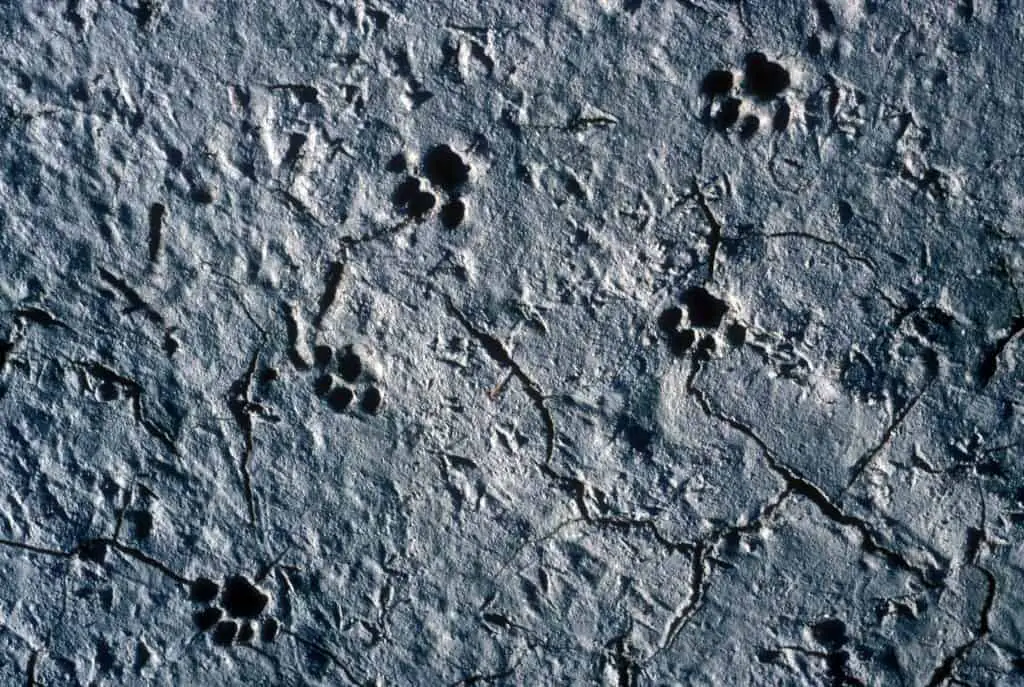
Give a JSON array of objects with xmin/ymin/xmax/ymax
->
[{"xmin": 0, "ymin": 1, "xmax": 1022, "ymax": 685}]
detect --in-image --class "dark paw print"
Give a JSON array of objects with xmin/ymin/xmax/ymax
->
[
  {"xmin": 189, "ymin": 575, "xmax": 280, "ymax": 648},
  {"xmin": 310, "ymin": 343, "xmax": 383, "ymax": 415},
  {"xmin": 700, "ymin": 52, "xmax": 792, "ymax": 138},
  {"xmin": 805, "ymin": 0, "xmax": 842, "ymax": 60},
  {"xmin": 386, "ymin": 144, "xmax": 470, "ymax": 229},
  {"xmin": 810, "ymin": 617, "xmax": 860, "ymax": 686},
  {"xmin": 657, "ymin": 286, "xmax": 745, "ymax": 361}
]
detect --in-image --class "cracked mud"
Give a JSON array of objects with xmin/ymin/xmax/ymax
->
[{"xmin": 0, "ymin": 1, "xmax": 1022, "ymax": 685}]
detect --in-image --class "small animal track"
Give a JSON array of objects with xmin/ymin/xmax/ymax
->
[
  {"xmin": 386, "ymin": 144, "xmax": 471, "ymax": 229},
  {"xmin": 189, "ymin": 574, "xmax": 280, "ymax": 648},
  {"xmin": 310, "ymin": 343, "xmax": 384, "ymax": 415},
  {"xmin": 810, "ymin": 617, "xmax": 860, "ymax": 687},
  {"xmin": 806, "ymin": 0, "xmax": 840, "ymax": 60},
  {"xmin": 657, "ymin": 286, "xmax": 744, "ymax": 361},
  {"xmin": 700, "ymin": 52, "xmax": 792, "ymax": 138}
]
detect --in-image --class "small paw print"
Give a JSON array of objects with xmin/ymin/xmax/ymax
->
[
  {"xmin": 700, "ymin": 52, "xmax": 792, "ymax": 138},
  {"xmin": 386, "ymin": 144, "xmax": 470, "ymax": 229},
  {"xmin": 189, "ymin": 575, "xmax": 280, "ymax": 648},
  {"xmin": 657, "ymin": 286, "xmax": 744, "ymax": 361},
  {"xmin": 310, "ymin": 343, "xmax": 384, "ymax": 415}
]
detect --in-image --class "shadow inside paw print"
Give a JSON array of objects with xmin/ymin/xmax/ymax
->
[
  {"xmin": 657, "ymin": 286, "xmax": 743, "ymax": 361},
  {"xmin": 391, "ymin": 176, "xmax": 436, "ymax": 222},
  {"xmin": 189, "ymin": 575, "xmax": 280, "ymax": 648},
  {"xmin": 386, "ymin": 144, "xmax": 470, "ymax": 229},
  {"xmin": 310, "ymin": 344, "xmax": 383, "ymax": 415},
  {"xmin": 743, "ymin": 52, "xmax": 790, "ymax": 100},
  {"xmin": 700, "ymin": 52, "xmax": 791, "ymax": 138}
]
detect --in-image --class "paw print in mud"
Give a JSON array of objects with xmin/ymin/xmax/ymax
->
[
  {"xmin": 189, "ymin": 574, "xmax": 280, "ymax": 647},
  {"xmin": 657, "ymin": 286, "xmax": 746, "ymax": 361},
  {"xmin": 700, "ymin": 52, "xmax": 792, "ymax": 138},
  {"xmin": 310, "ymin": 343, "xmax": 384, "ymax": 415},
  {"xmin": 386, "ymin": 144, "xmax": 471, "ymax": 229}
]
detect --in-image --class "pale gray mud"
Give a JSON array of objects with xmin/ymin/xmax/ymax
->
[{"xmin": 0, "ymin": 1, "xmax": 1022, "ymax": 685}]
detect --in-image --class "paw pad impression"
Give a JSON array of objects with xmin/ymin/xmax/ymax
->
[
  {"xmin": 189, "ymin": 575, "xmax": 280, "ymax": 648},
  {"xmin": 387, "ymin": 144, "xmax": 471, "ymax": 229},
  {"xmin": 700, "ymin": 52, "xmax": 792, "ymax": 138}
]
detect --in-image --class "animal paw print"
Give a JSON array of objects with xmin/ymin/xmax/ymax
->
[
  {"xmin": 386, "ymin": 144, "xmax": 471, "ymax": 229},
  {"xmin": 658, "ymin": 287, "xmax": 813, "ymax": 381},
  {"xmin": 189, "ymin": 575, "xmax": 280, "ymax": 647},
  {"xmin": 657, "ymin": 286, "xmax": 745, "ymax": 361},
  {"xmin": 700, "ymin": 52, "xmax": 792, "ymax": 139},
  {"xmin": 310, "ymin": 343, "xmax": 383, "ymax": 415}
]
